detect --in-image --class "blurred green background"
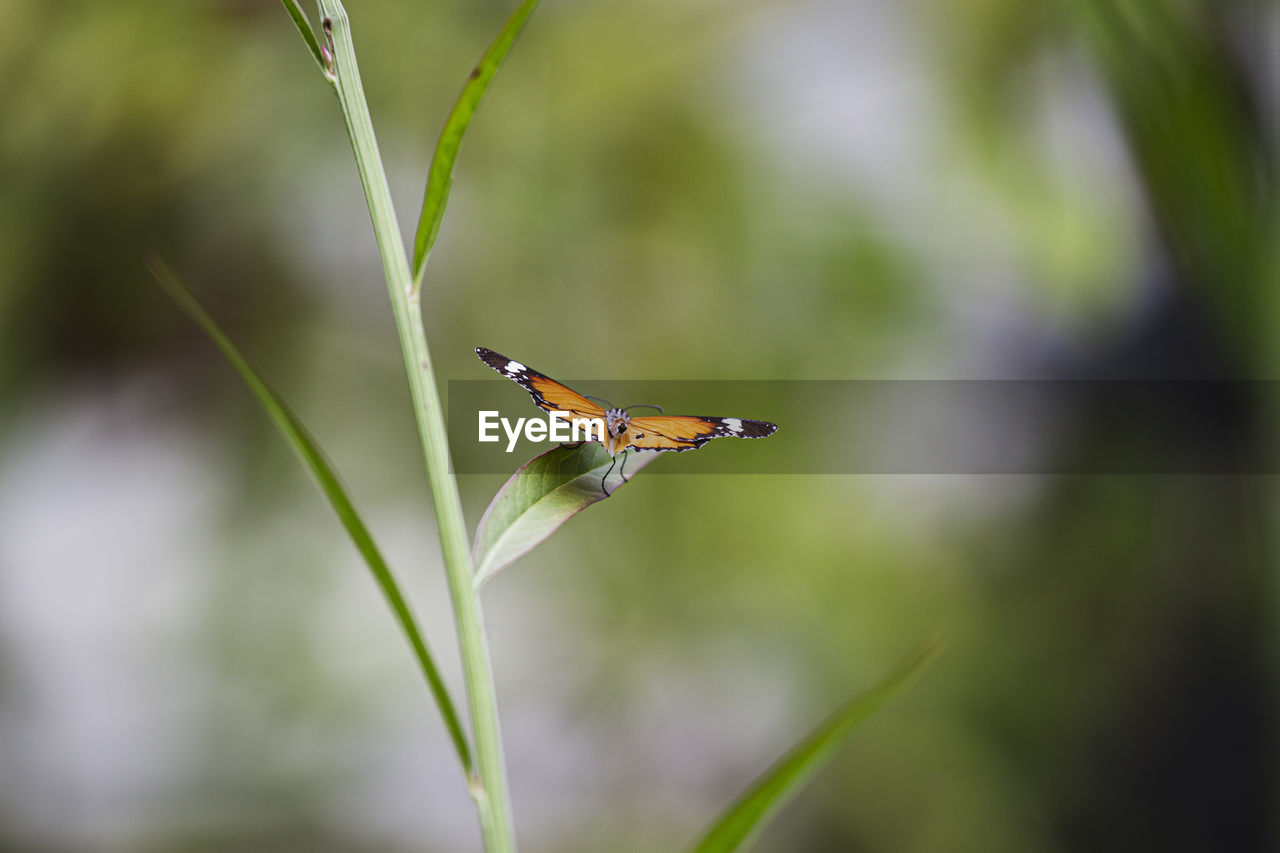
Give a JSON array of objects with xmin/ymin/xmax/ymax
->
[{"xmin": 0, "ymin": 0, "xmax": 1275, "ymax": 851}]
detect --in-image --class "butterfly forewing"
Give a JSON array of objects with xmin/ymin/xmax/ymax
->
[
  {"xmin": 627, "ymin": 415, "xmax": 778, "ymax": 452},
  {"xmin": 476, "ymin": 347, "xmax": 605, "ymax": 420}
]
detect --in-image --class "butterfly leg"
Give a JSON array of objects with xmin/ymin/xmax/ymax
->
[{"xmin": 601, "ymin": 454, "xmax": 619, "ymax": 497}]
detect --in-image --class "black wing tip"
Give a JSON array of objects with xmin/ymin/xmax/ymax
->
[
  {"xmin": 476, "ymin": 347, "xmax": 510, "ymax": 372},
  {"xmin": 695, "ymin": 417, "xmax": 777, "ymax": 439},
  {"xmin": 747, "ymin": 420, "xmax": 778, "ymax": 438}
]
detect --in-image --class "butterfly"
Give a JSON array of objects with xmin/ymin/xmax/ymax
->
[{"xmin": 476, "ymin": 347, "xmax": 777, "ymax": 493}]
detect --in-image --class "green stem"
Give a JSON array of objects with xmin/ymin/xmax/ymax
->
[{"xmin": 318, "ymin": 3, "xmax": 515, "ymax": 849}]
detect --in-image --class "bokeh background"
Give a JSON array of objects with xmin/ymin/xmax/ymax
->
[{"xmin": 1, "ymin": 0, "xmax": 1275, "ymax": 850}]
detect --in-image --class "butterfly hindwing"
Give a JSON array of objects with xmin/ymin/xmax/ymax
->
[
  {"xmin": 626, "ymin": 415, "xmax": 778, "ymax": 453},
  {"xmin": 476, "ymin": 347, "xmax": 605, "ymax": 420}
]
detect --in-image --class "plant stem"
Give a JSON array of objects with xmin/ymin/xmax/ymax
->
[{"xmin": 318, "ymin": 3, "xmax": 515, "ymax": 849}]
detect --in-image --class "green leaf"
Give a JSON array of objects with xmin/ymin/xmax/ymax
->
[
  {"xmin": 147, "ymin": 255, "xmax": 473, "ymax": 778},
  {"xmin": 688, "ymin": 638, "xmax": 944, "ymax": 853},
  {"xmin": 280, "ymin": 0, "xmax": 328, "ymax": 74},
  {"xmin": 410, "ymin": 0, "xmax": 541, "ymax": 289},
  {"xmin": 472, "ymin": 443, "xmax": 657, "ymax": 588}
]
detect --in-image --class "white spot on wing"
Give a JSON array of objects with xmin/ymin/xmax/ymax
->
[
  {"xmin": 724, "ymin": 418, "xmax": 743, "ymax": 433},
  {"xmin": 505, "ymin": 360, "xmax": 526, "ymax": 374}
]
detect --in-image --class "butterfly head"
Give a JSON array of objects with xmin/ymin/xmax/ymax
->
[{"xmin": 605, "ymin": 408, "xmax": 631, "ymax": 456}]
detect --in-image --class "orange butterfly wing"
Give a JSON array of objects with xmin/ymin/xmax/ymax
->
[
  {"xmin": 525, "ymin": 374, "xmax": 605, "ymax": 419},
  {"xmin": 478, "ymin": 348, "xmax": 778, "ymax": 455},
  {"xmin": 476, "ymin": 347, "xmax": 605, "ymax": 420},
  {"xmin": 626, "ymin": 415, "xmax": 778, "ymax": 452}
]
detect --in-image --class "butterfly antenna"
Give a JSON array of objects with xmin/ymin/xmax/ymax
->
[
  {"xmin": 623, "ymin": 403, "xmax": 665, "ymax": 414},
  {"xmin": 584, "ymin": 394, "xmax": 614, "ymax": 408}
]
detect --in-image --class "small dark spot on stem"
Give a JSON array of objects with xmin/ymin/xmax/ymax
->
[
  {"xmin": 469, "ymin": 65, "xmax": 481, "ymax": 80},
  {"xmin": 321, "ymin": 18, "xmax": 336, "ymax": 72}
]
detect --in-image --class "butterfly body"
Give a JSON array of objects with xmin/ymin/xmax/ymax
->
[
  {"xmin": 476, "ymin": 347, "xmax": 777, "ymax": 458},
  {"xmin": 604, "ymin": 408, "xmax": 632, "ymax": 456}
]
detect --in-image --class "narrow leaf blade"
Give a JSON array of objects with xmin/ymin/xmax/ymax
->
[
  {"xmin": 280, "ymin": 0, "xmax": 327, "ymax": 72},
  {"xmin": 147, "ymin": 256, "xmax": 473, "ymax": 777},
  {"xmin": 689, "ymin": 638, "xmax": 944, "ymax": 853},
  {"xmin": 472, "ymin": 443, "xmax": 656, "ymax": 587},
  {"xmin": 411, "ymin": 0, "xmax": 541, "ymax": 286}
]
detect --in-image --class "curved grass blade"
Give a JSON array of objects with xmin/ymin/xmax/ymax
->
[
  {"xmin": 280, "ymin": 0, "xmax": 328, "ymax": 73},
  {"xmin": 473, "ymin": 443, "xmax": 657, "ymax": 588},
  {"xmin": 410, "ymin": 0, "xmax": 541, "ymax": 290},
  {"xmin": 688, "ymin": 638, "xmax": 944, "ymax": 853},
  {"xmin": 147, "ymin": 255, "xmax": 472, "ymax": 778}
]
